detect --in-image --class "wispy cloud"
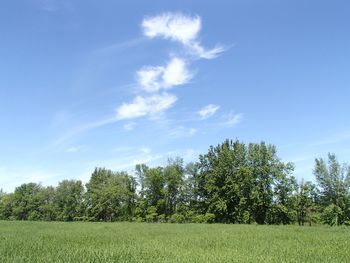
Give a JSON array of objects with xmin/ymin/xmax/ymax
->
[
  {"xmin": 189, "ymin": 42, "xmax": 227, "ymax": 60},
  {"xmin": 222, "ymin": 112, "xmax": 243, "ymax": 127},
  {"xmin": 137, "ymin": 57, "xmax": 192, "ymax": 93},
  {"xmin": 94, "ymin": 38, "xmax": 144, "ymax": 55},
  {"xmin": 123, "ymin": 122, "xmax": 136, "ymax": 131},
  {"xmin": 116, "ymin": 93, "xmax": 177, "ymax": 120},
  {"xmin": 66, "ymin": 145, "xmax": 84, "ymax": 153},
  {"xmin": 198, "ymin": 104, "xmax": 220, "ymax": 119},
  {"xmin": 52, "ymin": 12, "xmax": 227, "ymax": 147},
  {"xmin": 87, "ymin": 147, "xmax": 163, "ymax": 173},
  {"xmin": 142, "ymin": 12, "xmax": 225, "ymax": 59}
]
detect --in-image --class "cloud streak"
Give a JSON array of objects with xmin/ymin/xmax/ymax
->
[
  {"xmin": 222, "ymin": 112, "xmax": 243, "ymax": 127},
  {"xmin": 198, "ymin": 104, "xmax": 220, "ymax": 119}
]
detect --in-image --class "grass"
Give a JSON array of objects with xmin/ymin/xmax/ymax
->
[{"xmin": 0, "ymin": 221, "xmax": 350, "ymax": 262}]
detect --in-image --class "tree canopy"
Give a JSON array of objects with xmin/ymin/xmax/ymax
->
[{"xmin": 1, "ymin": 139, "xmax": 350, "ymax": 226}]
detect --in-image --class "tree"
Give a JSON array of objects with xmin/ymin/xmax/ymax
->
[
  {"xmin": 35, "ymin": 186, "xmax": 56, "ymax": 221},
  {"xmin": 163, "ymin": 158, "xmax": 185, "ymax": 218},
  {"xmin": 247, "ymin": 142, "xmax": 295, "ymax": 224},
  {"xmin": 269, "ymin": 174, "xmax": 297, "ymax": 225},
  {"xmin": 195, "ymin": 140, "xmax": 294, "ymax": 224},
  {"xmin": 55, "ymin": 180, "xmax": 84, "ymax": 221},
  {"xmin": 294, "ymin": 180, "xmax": 318, "ymax": 226},
  {"xmin": 314, "ymin": 153, "xmax": 350, "ymax": 225},
  {"xmin": 141, "ymin": 167, "xmax": 166, "ymax": 220},
  {"xmin": 0, "ymin": 193, "xmax": 15, "ymax": 220},
  {"xmin": 85, "ymin": 168, "xmax": 136, "ymax": 221},
  {"xmin": 12, "ymin": 183, "xmax": 42, "ymax": 220}
]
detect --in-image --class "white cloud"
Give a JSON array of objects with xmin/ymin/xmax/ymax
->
[
  {"xmin": 137, "ymin": 57, "xmax": 192, "ymax": 93},
  {"xmin": 123, "ymin": 122, "xmax": 136, "ymax": 131},
  {"xmin": 137, "ymin": 66, "xmax": 163, "ymax": 92},
  {"xmin": 53, "ymin": 13, "xmax": 226, "ymax": 146},
  {"xmin": 223, "ymin": 112, "xmax": 243, "ymax": 127},
  {"xmin": 198, "ymin": 104, "xmax": 220, "ymax": 119},
  {"xmin": 142, "ymin": 13, "xmax": 201, "ymax": 44},
  {"xmin": 116, "ymin": 93, "xmax": 177, "ymax": 120},
  {"xmin": 142, "ymin": 12, "xmax": 225, "ymax": 60},
  {"xmin": 162, "ymin": 57, "xmax": 192, "ymax": 87}
]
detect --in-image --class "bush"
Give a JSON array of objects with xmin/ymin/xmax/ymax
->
[
  {"xmin": 170, "ymin": 213, "xmax": 185, "ymax": 223},
  {"xmin": 193, "ymin": 213, "xmax": 215, "ymax": 224},
  {"xmin": 157, "ymin": 214, "xmax": 166, "ymax": 223},
  {"xmin": 267, "ymin": 204, "xmax": 294, "ymax": 225},
  {"xmin": 145, "ymin": 206, "xmax": 158, "ymax": 222},
  {"xmin": 133, "ymin": 217, "xmax": 144, "ymax": 223}
]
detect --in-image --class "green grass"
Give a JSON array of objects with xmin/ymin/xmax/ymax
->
[{"xmin": 0, "ymin": 221, "xmax": 350, "ymax": 262}]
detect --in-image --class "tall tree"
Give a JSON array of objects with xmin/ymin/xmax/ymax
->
[
  {"xmin": 85, "ymin": 168, "xmax": 136, "ymax": 221},
  {"xmin": 0, "ymin": 192, "xmax": 15, "ymax": 220},
  {"xmin": 314, "ymin": 153, "xmax": 350, "ymax": 225},
  {"xmin": 142, "ymin": 167, "xmax": 166, "ymax": 220},
  {"xmin": 36, "ymin": 186, "xmax": 57, "ymax": 221},
  {"xmin": 295, "ymin": 180, "xmax": 318, "ymax": 226},
  {"xmin": 197, "ymin": 139, "xmax": 294, "ymax": 224},
  {"xmin": 12, "ymin": 183, "xmax": 42, "ymax": 220},
  {"xmin": 55, "ymin": 180, "xmax": 84, "ymax": 221},
  {"xmin": 163, "ymin": 158, "xmax": 185, "ymax": 218}
]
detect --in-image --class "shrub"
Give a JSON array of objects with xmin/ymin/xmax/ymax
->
[
  {"xmin": 170, "ymin": 213, "xmax": 185, "ymax": 223},
  {"xmin": 193, "ymin": 213, "xmax": 215, "ymax": 224}
]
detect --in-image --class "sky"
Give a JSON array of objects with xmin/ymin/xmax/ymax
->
[{"xmin": 1, "ymin": 0, "xmax": 350, "ymax": 192}]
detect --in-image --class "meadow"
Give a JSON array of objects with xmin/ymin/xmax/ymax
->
[{"xmin": 0, "ymin": 221, "xmax": 349, "ymax": 263}]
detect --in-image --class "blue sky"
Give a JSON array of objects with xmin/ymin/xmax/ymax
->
[{"xmin": 1, "ymin": 0, "xmax": 350, "ymax": 192}]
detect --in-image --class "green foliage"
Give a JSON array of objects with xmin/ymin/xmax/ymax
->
[
  {"xmin": 267, "ymin": 204, "xmax": 295, "ymax": 225},
  {"xmin": 295, "ymin": 181, "xmax": 318, "ymax": 226},
  {"xmin": 169, "ymin": 213, "xmax": 185, "ymax": 223},
  {"xmin": 195, "ymin": 139, "xmax": 294, "ymax": 224},
  {"xmin": 0, "ymin": 193, "xmax": 15, "ymax": 220},
  {"xmin": 85, "ymin": 168, "xmax": 136, "ymax": 221},
  {"xmin": 314, "ymin": 153, "xmax": 350, "ymax": 225},
  {"xmin": 321, "ymin": 204, "xmax": 343, "ymax": 226},
  {"xmin": 145, "ymin": 206, "xmax": 158, "ymax": 222},
  {"xmin": 193, "ymin": 213, "xmax": 216, "ymax": 223},
  {"xmin": 12, "ymin": 183, "xmax": 42, "ymax": 220},
  {"xmin": 55, "ymin": 180, "xmax": 84, "ymax": 221},
  {"xmin": 1, "ymin": 139, "xmax": 350, "ymax": 226}
]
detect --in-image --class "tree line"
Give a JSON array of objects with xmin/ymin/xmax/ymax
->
[{"xmin": 1, "ymin": 139, "xmax": 350, "ymax": 226}]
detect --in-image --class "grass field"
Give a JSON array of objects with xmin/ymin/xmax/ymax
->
[{"xmin": 0, "ymin": 221, "xmax": 349, "ymax": 263}]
